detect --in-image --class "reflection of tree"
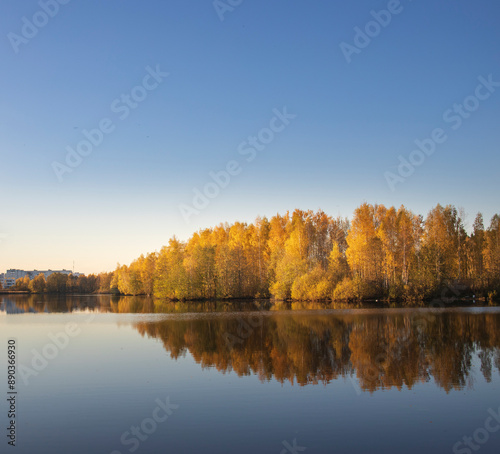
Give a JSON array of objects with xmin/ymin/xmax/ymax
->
[
  {"xmin": 3, "ymin": 295, "xmax": 500, "ymax": 392},
  {"xmin": 1, "ymin": 294, "xmax": 273, "ymax": 315},
  {"xmin": 0, "ymin": 294, "xmax": 110, "ymax": 313},
  {"xmin": 134, "ymin": 312, "xmax": 500, "ymax": 392}
]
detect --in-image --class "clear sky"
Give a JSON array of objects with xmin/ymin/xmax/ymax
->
[{"xmin": 1, "ymin": 0, "xmax": 499, "ymax": 274}]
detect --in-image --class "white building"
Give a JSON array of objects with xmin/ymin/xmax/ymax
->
[{"xmin": 1, "ymin": 269, "xmax": 82, "ymax": 288}]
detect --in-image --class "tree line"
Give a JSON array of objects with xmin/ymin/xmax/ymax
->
[
  {"xmin": 12, "ymin": 203, "xmax": 500, "ymax": 301},
  {"xmin": 12, "ymin": 271, "xmax": 113, "ymax": 294},
  {"xmin": 112, "ymin": 203, "xmax": 500, "ymax": 301}
]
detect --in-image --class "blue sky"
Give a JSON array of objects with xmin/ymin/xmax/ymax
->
[{"xmin": 1, "ymin": 0, "xmax": 499, "ymax": 274}]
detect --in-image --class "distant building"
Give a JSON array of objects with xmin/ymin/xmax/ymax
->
[{"xmin": 1, "ymin": 269, "xmax": 82, "ymax": 288}]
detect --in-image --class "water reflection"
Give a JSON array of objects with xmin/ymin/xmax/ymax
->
[
  {"xmin": 0, "ymin": 294, "xmax": 274, "ymax": 314},
  {"xmin": 2, "ymin": 295, "xmax": 499, "ymax": 394},
  {"xmin": 134, "ymin": 311, "xmax": 500, "ymax": 393},
  {"xmin": 1, "ymin": 294, "xmax": 492, "ymax": 315}
]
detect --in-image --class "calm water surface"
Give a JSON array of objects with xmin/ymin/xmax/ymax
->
[{"xmin": 1, "ymin": 295, "xmax": 500, "ymax": 453}]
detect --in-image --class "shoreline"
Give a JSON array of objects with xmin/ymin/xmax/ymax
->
[{"xmin": 0, "ymin": 291, "xmax": 496, "ymax": 307}]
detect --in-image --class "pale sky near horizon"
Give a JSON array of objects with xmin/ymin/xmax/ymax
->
[{"xmin": 1, "ymin": 0, "xmax": 499, "ymax": 274}]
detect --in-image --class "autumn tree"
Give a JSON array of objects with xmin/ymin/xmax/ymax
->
[
  {"xmin": 110, "ymin": 205, "xmax": 494, "ymax": 302},
  {"xmin": 114, "ymin": 265, "xmax": 130, "ymax": 295},
  {"xmin": 154, "ymin": 237, "xmax": 188, "ymax": 299},
  {"xmin": 213, "ymin": 224, "xmax": 239, "ymax": 298},
  {"xmin": 141, "ymin": 253, "xmax": 157, "ymax": 296},
  {"xmin": 346, "ymin": 203, "xmax": 383, "ymax": 287},
  {"xmin": 13, "ymin": 276, "xmax": 30, "ymax": 291},
  {"xmin": 46, "ymin": 273, "xmax": 68, "ymax": 293},
  {"xmin": 245, "ymin": 217, "xmax": 271, "ymax": 297},
  {"xmin": 463, "ymin": 213, "xmax": 485, "ymax": 289},
  {"xmin": 419, "ymin": 205, "xmax": 466, "ymax": 293},
  {"xmin": 484, "ymin": 214, "xmax": 500, "ymax": 291},
  {"xmin": 98, "ymin": 272, "xmax": 114, "ymax": 293},
  {"xmin": 271, "ymin": 211, "xmax": 309, "ymax": 299},
  {"xmin": 267, "ymin": 213, "xmax": 290, "ymax": 292},
  {"xmin": 375, "ymin": 205, "xmax": 421, "ymax": 298},
  {"xmin": 184, "ymin": 230, "xmax": 217, "ymax": 299},
  {"xmin": 29, "ymin": 273, "xmax": 46, "ymax": 293}
]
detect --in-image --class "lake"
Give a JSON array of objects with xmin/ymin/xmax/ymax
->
[{"xmin": 1, "ymin": 295, "xmax": 500, "ymax": 453}]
